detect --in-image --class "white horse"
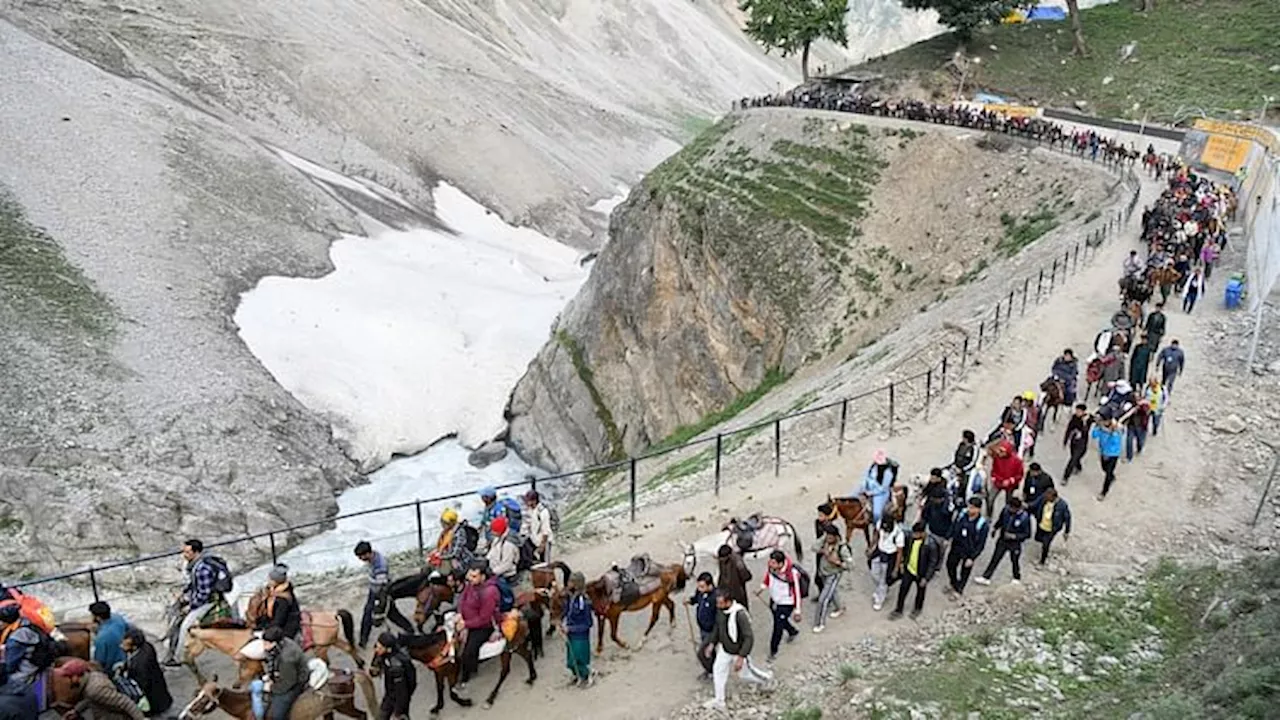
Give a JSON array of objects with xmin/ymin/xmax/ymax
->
[{"xmin": 693, "ymin": 515, "xmax": 803, "ymax": 560}]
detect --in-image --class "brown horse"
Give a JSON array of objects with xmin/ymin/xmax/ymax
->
[
  {"xmin": 56, "ymin": 623, "xmax": 93, "ymax": 661},
  {"xmin": 177, "ymin": 671, "xmax": 377, "ymax": 719},
  {"xmin": 582, "ymin": 546, "xmax": 695, "ymax": 654},
  {"xmin": 243, "ymin": 587, "xmax": 363, "ymax": 666},
  {"xmin": 391, "ymin": 609, "xmax": 537, "ymax": 713},
  {"xmin": 1039, "ymin": 376, "xmax": 1066, "ymax": 424},
  {"xmin": 826, "ymin": 487, "xmax": 909, "ymax": 547},
  {"xmin": 184, "ymin": 611, "xmax": 358, "ymax": 688}
]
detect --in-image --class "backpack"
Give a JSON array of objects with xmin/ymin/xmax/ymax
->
[
  {"xmin": 458, "ymin": 522, "xmax": 480, "ymax": 553},
  {"xmin": 501, "ymin": 501, "xmax": 523, "ymax": 531},
  {"xmin": 794, "ymin": 565, "xmax": 811, "ymax": 600},
  {"xmin": 26, "ymin": 623, "xmax": 56, "ymax": 671},
  {"xmin": 0, "ymin": 589, "xmax": 56, "ymax": 635},
  {"xmin": 201, "ymin": 556, "xmax": 235, "ymax": 595},
  {"xmin": 515, "ymin": 537, "xmax": 536, "ymax": 573}
]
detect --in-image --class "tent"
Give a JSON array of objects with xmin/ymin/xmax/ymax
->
[{"xmin": 1026, "ymin": 6, "xmax": 1067, "ymax": 21}]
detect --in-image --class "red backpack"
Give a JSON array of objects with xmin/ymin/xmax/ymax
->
[{"xmin": 0, "ymin": 588, "xmax": 57, "ymax": 635}]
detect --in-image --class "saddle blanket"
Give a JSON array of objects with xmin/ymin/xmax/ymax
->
[{"xmin": 736, "ymin": 520, "xmax": 782, "ymax": 553}]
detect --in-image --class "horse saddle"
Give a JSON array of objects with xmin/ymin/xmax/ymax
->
[
  {"xmin": 323, "ymin": 668, "xmax": 353, "ymax": 695},
  {"xmin": 728, "ymin": 514, "xmax": 764, "ymax": 551},
  {"xmin": 611, "ymin": 555, "xmax": 660, "ymax": 604}
]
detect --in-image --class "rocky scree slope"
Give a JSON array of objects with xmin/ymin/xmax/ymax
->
[{"xmin": 508, "ymin": 111, "xmax": 1108, "ymax": 472}]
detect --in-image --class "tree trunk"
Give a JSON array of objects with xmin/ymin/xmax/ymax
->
[
  {"xmin": 801, "ymin": 41, "xmax": 811, "ymax": 81},
  {"xmin": 1065, "ymin": 0, "xmax": 1089, "ymax": 57}
]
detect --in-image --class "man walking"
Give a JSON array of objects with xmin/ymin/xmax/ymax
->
[
  {"xmin": 702, "ymin": 590, "xmax": 772, "ymax": 711},
  {"xmin": 354, "ymin": 541, "xmax": 411, "ymax": 648},
  {"xmin": 1021, "ymin": 463, "xmax": 1055, "ymax": 507},
  {"xmin": 373, "ymin": 632, "xmax": 417, "ymax": 719},
  {"xmin": 1062, "ymin": 404, "xmax": 1091, "ymax": 485},
  {"xmin": 757, "ymin": 551, "xmax": 801, "ymax": 661},
  {"xmin": 889, "ymin": 522, "xmax": 940, "ymax": 620},
  {"xmin": 1092, "ymin": 415, "xmax": 1125, "ymax": 500},
  {"xmin": 1028, "ymin": 488, "xmax": 1072, "ymax": 566},
  {"xmin": 945, "ymin": 498, "xmax": 988, "ymax": 596},
  {"xmin": 688, "ymin": 572, "xmax": 718, "ymax": 648},
  {"xmin": 716, "ymin": 545, "xmax": 752, "ymax": 611},
  {"xmin": 562, "ymin": 572, "xmax": 594, "ymax": 687},
  {"xmin": 973, "ymin": 496, "xmax": 1032, "ymax": 586},
  {"xmin": 1144, "ymin": 302, "xmax": 1168, "ymax": 350},
  {"xmin": 1157, "ymin": 339, "xmax": 1186, "ymax": 395},
  {"xmin": 812, "ymin": 526, "xmax": 851, "ymax": 633}
]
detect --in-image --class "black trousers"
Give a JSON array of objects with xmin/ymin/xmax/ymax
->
[
  {"xmin": 1100, "ymin": 455, "xmax": 1120, "ymax": 496},
  {"xmin": 1062, "ymin": 444, "xmax": 1086, "ymax": 484},
  {"xmin": 945, "ymin": 546, "xmax": 975, "ymax": 593},
  {"xmin": 894, "ymin": 572, "xmax": 927, "ymax": 613},
  {"xmin": 981, "ymin": 539, "xmax": 1023, "ymax": 581},
  {"xmin": 459, "ymin": 626, "xmax": 490, "ymax": 683},
  {"xmin": 1035, "ymin": 528, "xmax": 1057, "ymax": 564}
]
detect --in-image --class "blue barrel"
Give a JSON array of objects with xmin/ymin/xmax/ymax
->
[{"xmin": 1225, "ymin": 279, "xmax": 1244, "ymax": 309}]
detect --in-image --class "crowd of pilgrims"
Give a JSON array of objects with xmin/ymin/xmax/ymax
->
[{"xmin": 737, "ymin": 84, "xmax": 1143, "ymax": 165}]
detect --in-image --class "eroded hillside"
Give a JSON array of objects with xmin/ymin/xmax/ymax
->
[{"xmin": 508, "ymin": 110, "xmax": 1111, "ymax": 471}]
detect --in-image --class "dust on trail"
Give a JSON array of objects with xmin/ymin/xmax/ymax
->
[{"xmin": 156, "ymin": 130, "xmax": 1235, "ymax": 720}]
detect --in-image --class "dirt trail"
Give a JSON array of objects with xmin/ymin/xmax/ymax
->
[{"xmin": 153, "ymin": 128, "xmax": 1239, "ymax": 720}]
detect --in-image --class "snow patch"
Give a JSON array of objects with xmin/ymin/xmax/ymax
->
[
  {"xmin": 234, "ymin": 176, "xmax": 588, "ymax": 470},
  {"xmin": 589, "ymin": 185, "xmax": 630, "ymax": 215}
]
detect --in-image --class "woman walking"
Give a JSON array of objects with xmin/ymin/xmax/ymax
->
[{"xmin": 866, "ymin": 515, "xmax": 904, "ymax": 612}]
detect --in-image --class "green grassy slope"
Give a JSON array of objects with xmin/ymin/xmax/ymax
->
[{"xmin": 854, "ymin": 0, "xmax": 1280, "ymax": 122}]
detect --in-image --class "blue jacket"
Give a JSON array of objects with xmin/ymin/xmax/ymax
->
[
  {"xmin": 950, "ymin": 513, "xmax": 988, "ymax": 559},
  {"xmin": 993, "ymin": 507, "xmax": 1032, "ymax": 544},
  {"xmin": 561, "ymin": 594, "xmax": 593, "ymax": 637},
  {"xmin": 92, "ymin": 614, "xmax": 129, "ymax": 672},
  {"xmin": 1028, "ymin": 495, "xmax": 1072, "ymax": 537},
  {"xmin": 688, "ymin": 589, "xmax": 717, "ymax": 633},
  {"xmin": 1091, "ymin": 424, "xmax": 1124, "ymax": 458}
]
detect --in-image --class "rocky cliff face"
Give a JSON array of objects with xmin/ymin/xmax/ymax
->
[{"xmin": 508, "ymin": 111, "xmax": 1111, "ymax": 471}]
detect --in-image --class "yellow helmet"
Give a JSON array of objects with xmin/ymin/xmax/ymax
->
[
  {"xmin": 1022, "ymin": 390, "xmax": 1036, "ymax": 401},
  {"xmin": 441, "ymin": 508, "xmax": 459, "ymax": 525}
]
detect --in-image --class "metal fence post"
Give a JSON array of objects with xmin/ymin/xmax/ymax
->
[
  {"xmin": 1050, "ymin": 259, "xmax": 1058, "ymax": 289},
  {"xmin": 269, "ymin": 532, "xmax": 278, "ymax": 565},
  {"xmin": 1073, "ymin": 243, "xmax": 1080, "ymax": 271},
  {"xmin": 1037, "ymin": 268, "xmax": 1044, "ymax": 303},
  {"xmin": 961, "ymin": 336, "xmax": 969, "ymax": 369},
  {"xmin": 888, "ymin": 383, "xmax": 896, "ymax": 435},
  {"xmin": 993, "ymin": 303, "xmax": 1001, "ymax": 337},
  {"xmin": 773, "ymin": 419, "xmax": 781, "ymax": 477},
  {"xmin": 1063, "ymin": 249, "xmax": 1070, "ymax": 274},
  {"xmin": 1021, "ymin": 278, "xmax": 1029, "ymax": 315},
  {"xmin": 628, "ymin": 458, "xmax": 638, "ymax": 523},
  {"xmin": 941, "ymin": 355, "xmax": 948, "ymax": 393},
  {"xmin": 977, "ymin": 321, "xmax": 985, "ymax": 352},
  {"xmin": 925, "ymin": 368, "xmax": 933, "ymax": 420},
  {"xmin": 89, "ymin": 568, "xmax": 100, "ymax": 603},
  {"xmin": 1007, "ymin": 290, "xmax": 1015, "ymax": 321},
  {"xmin": 837, "ymin": 400, "xmax": 849, "ymax": 456},
  {"xmin": 415, "ymin": 502, "xmax": 425, "ymax": 558},
  {"xmin": 714, "ymin": 434, "xmax": 723, "ymax": 496}
]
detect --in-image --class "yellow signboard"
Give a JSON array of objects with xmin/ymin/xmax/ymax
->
[
  {"xmin": 1200, "ymin": 133, "xmax": 1252, "ymax": 174},
  {"xmin": 984, "ymin": 104, "xmax": 1041, "ymax": 118},
  {"xmin": 1192, "ymin": 118, "xmax": 1279, "ymax": 155}
]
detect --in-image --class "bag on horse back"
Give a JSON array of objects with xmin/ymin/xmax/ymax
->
[
  {"xmin": 202, "ymin": 556, "xmax": 235, "ymax": 594},
  {"xmin": 27, "ymin": 624, "xmax": 57, "ymax": 671},
  {"xmin": 0, "ymin": 588, "xmax": 57, "ymax": 635}
]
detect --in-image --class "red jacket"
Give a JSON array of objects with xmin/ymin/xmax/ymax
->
[
  {"xmin": 459, "ymin": 578, "xmax": 500, "ymax": 630},
  {"xmin": 990, "ymin": 442, "xmax": 1024, "ymax": 490}
]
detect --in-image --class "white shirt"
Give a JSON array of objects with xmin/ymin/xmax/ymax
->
[
  {"xmin": 487, "ymin": 534, "xmax": 519, "ymax": 578},
  {"xmin": 523, "ymin": 503, "xmax": 553, "ymax": 544},
  {"xmin": 876, "ymin": 525, "xmax": 905, "ymax": 555}
]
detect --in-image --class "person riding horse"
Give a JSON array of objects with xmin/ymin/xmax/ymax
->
[
  {"xmin": 1050, "ymin": 349, "xmax": 1079, "ymax": 405},
  {"xmin": 859, "ymin": 450, "xmax": 900, "ymax": 525}
]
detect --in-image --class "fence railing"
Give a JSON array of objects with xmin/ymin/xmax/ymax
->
[{"xmin": 12, "ymin": 130, "xmax": 1143, "ymax": 605}]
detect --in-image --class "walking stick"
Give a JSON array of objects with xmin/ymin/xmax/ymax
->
[{"xmin": 682, "ymin": 603, "xmax": 697, "ymax": 645}]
